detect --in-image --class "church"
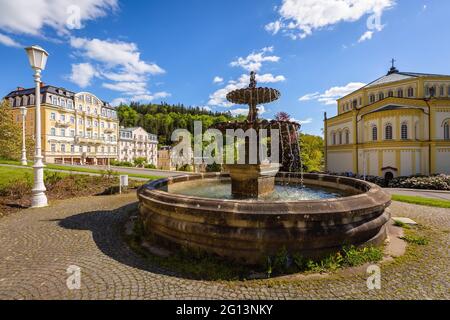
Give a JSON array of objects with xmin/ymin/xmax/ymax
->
[{"xmin": 324, "ymin": 63, "xmax": 450, "ymax": 179}]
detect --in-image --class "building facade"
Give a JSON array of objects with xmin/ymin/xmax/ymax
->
[
  {"xmin": 325, "ymin": 66, "xmax": 450, "ymax": 179},
  {"xmin": 118, "ymin": 127, "xmax": 158, "ymax": 165},
  {"xmin": 5, "ymin": 86, "xmax": 119, "ymax": 165}
]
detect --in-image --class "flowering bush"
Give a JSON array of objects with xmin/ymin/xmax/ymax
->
[
  {"xmin": 327, "ymin": 172, "xmax": 450, "ymax": 190},
  {"xmin": 387, "ymin": 174, "xmax": 450, "ymax": 190}
]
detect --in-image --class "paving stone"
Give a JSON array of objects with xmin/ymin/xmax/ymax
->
[{"xmin": 0, "ymin": 195, "xmax": 448, "ymax": 300}]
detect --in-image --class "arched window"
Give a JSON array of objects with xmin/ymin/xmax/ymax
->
[
  {"xmin": 345, "ymin": 130, "xmax": 350, "ymax": 144},
  {"xmin": 370, "ymin": 94, "xmax": 375, "ymax": 103},
  {"xmin": 338, "ymin": 131, "xmax": 343, "ymax": 145},
  {"xmin": 332, "ymin": 132, "xmax": 336, "ymax": 145},
  {"xmin": 440, "ymin": 85, "xmax": 445, "ymax": 97},
  {"xmin": 397, "ymin": 89, "xmax": 403, "ymax": 98},
  {"xmin": 388, "ymin": 90, "xmax": 394, "ymax": 97},
  {"xmin": 378, "ymin": 92, "xmax": 385, "ymax": 100},
  {"xmin": 30, "ymin": 94, "xmax": 35, "ymax": 105},
  {"xmin": 401, "ymin": 122, "xmax": 408, "ymax": 140},
  {"xmin": 385, "ymin": 124, "xmax": 393, "ymax": 140},
  {"xmin": 408, "ymin": 87, "xmax": 414, "ymax": 97},
  {"xmin": 372, "ymin": 126, "xmax": 378, "ymax": 141},
  {"xmin": 352, "ymin": 99, "xmax": 357, "ymax": 108},
  {"xmin": 444, "ymin": 122, "xmax": 450, "ymax": 140}
]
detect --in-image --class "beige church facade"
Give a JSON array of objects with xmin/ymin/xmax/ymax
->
[{"xmin": 324, "ymin": 66, "xmax": 450, "ymax": 179}]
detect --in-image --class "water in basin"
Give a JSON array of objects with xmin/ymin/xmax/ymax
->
[{"xmin": 167, "ymin": 179, "xmax": 348, "ymax": 201}]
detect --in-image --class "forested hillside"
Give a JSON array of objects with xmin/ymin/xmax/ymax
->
[{"xmin": 117, "ymin": 102, "xmax": 245, "ymax": 145}]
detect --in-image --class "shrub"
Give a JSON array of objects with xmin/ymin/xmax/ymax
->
[{"xmin": 145, "ymin": 164, "xmax": 157, "ymax": 169}]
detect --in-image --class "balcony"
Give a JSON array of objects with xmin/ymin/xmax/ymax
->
[
  {"xmin": 75, "ymin": 136, "xmax": 103, "ymax": 145},
  {"xmin": 104, "ymin": 128, "xmax": 115, "ymax": 134},
  {"xmin": 56, "ymin": 121, "xmax": 71, "ymax": 128}
]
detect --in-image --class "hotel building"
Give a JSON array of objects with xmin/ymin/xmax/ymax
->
[
  {"xmin": 5, "ymin": 85, "xmax": 119, "ymax": 165},
  {"xmin": 325, "ymin": 65, "xmax": 450, "ymax": 179},
  {"xmin": 118, "ymin": 127, "xmax": 158, "ymax": 165}
]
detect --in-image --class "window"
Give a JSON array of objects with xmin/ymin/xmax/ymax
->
[
  {"xmin": 67, "ymin": 100, "xmax": 73, "ymax": 109},
  {"xmin": 79, "ymin": 119, "xmax": 83, "ymax": 125},
  {"xmin": 52, "ymin": 97, "xmax": 58, "ymax": 105},
  {"xmin": 338, "ymin": 131, "xmax": 343, "ymax": 145},
  {"xmin": 61, "ymin": 100, "xmax": 66, "ymax": 108},
  {"xmin": 408, "ymin": 87, "xmax": 414, "ymax": 97},
  {"xmin": 448, "ymin": 86, "xmax": 450, "ymax": 97},
  {"xmin": 50, "ymin": 113, "xmax": 56, "ymax": 121},
  {"xmin": 51, "ymin": 144, "xmax": 56, "ymax": 152},
  {"xmin": 61, "ymin": 144, "xmax": 66, "ymax": 153},
  {"xmin": 101, "ymin": 122, "xmax": 105, "ymax": 128},
  {"xmin": 388, "ymin": 91, "xmax": 394, "ymax": 97},
  {"xmin": 352, "ymin": 100, "xmax": 357, "ymax": 108},
  {"xmin": 370, "ymin": 95, "xmax": 375, "ymax": 103},
  {"xmin": 94, "ymin": 121, "xmax": 98, "ymax": 127},
  {"xmin": 50, "ymin": 128, "xmax": 56, "ymax": 136},
  {"xmin": 70, "ymin": 116, "xmax": 75, "ymax": 124},
  {"xmin": 440, "ymin": 85, "xmax": 445, "ymax": 97},
  {"xmin": 60, "ymin": 129, "xmax": 65, "ymax": 137},
  {"xmin": 397, "ymin": 89, "xmax": 403, "ymax": 98},
  {"xmin": 87, "ymin": 146, "xmax": 91, "ymax": 153},
  {"xmin": 345, "ymin": 130, "xmax": 350, "ymax": 144},
  {"xmin": 444, "ymin": 122, "xmax": 450, "ymax": 140},
  {"xmin": 372, "ymin": 126, "xmax": 378, "ymax": 141},
  {"xmin": 60, "ymin": 114, "xmax": 65, "ymax": 122},
  {"xmin": 70, "ymin": 130, "xmax": 75, "ymax": 137},
  {"xmin": 385, "ymin": 124, "xmax": 393, "ymax": 140},
  {"xmin": 71, "ymin": 145, "xmax": 75, "ymax": 153},
  {"xmin": 332, "ymin": 132, "xmax": 336, "ymax": 145},
  {"xmin": 401, "ymin": 122, "xmax": 408, "ymax": 140}
]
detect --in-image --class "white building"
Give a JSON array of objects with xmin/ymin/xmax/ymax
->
[{"xmin": 118, "ymin": 127, "xmax": 158, "ymax": 166}]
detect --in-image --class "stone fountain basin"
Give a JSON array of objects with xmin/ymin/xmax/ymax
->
[{"xmin": 137, "ymin": 173, "xmax": 392, "ymax": 265}]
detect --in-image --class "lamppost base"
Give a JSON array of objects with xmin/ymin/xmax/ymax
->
[
  {"xmin": 21, "ymin": 160, "xmax": 28, "ymax": 166},
  {"xmin": 31, "ymin": 192, "xmax": 48, "ymax": 208}
]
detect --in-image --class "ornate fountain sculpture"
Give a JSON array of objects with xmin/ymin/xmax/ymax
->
[{"xmin": 216, "ymin": 71, "xmax": 301, "ymax": 198}]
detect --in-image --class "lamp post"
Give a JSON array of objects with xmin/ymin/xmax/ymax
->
[
  {"xmin": 20, "ymin": 106, "xmax": 28, "ymax": 166},
  {"xmin": 25, "ymin": 45, "xmax": 49, "ymax": 208}
]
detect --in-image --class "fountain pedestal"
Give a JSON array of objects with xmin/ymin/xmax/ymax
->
[{"xmin": 225, "ymin": 163, "xmax": 280, "ymax": 198}]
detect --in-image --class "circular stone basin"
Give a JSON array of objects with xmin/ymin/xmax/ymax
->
[{"xmin": 137, "ymin": 173, "xmax": 392, "ymax": 265}]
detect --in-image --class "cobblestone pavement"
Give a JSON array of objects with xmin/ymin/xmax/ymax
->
[{"xmin": 0, "ymin": 194, "xmax": 448, "ymax": 300}]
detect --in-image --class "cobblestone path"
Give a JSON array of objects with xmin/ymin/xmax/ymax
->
[{"xmin": 0, "ymin": 194, "xmax": 448, "ymax": 300}]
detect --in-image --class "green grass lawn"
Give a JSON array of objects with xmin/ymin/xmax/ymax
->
[
  {"xmin": 0, "ymin": 166, "xmax": 33, "ymax": 189},
  {"xmin": 0, "ymin": 159, "xmax": 161, "ymax": 181},
  {"xmin": 392, "ymin": 194, "xmax": 450, "ymax": 209}
]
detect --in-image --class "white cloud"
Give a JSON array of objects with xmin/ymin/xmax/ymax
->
[
  {"xmin": 70, "ymin": 37, "xmax": 165, "ymax": 76},
  {"xmin": 299, "ymin": 82, "xmax": 366, "ymax": 105},
  {"xmin": 293, "ymin": 117, "xmax": 313, "ymax": 125},
  {"xmin": 110, "ymin": 92, "xmax": 171, "ymax": 106},
  {"xmin": 69, "ymin": 63, "xmax": 98, "ymax": 88},
  {"xmin": 266, "ymin": 0, "xmax": 395, "ymax": 39},
  {"xmin": 0, "ymin": 0, "xmax": 117, "ymax": 36},
  {"xmin": 230, "ymin": 47, "xmax": 280, "ymax": 72},
  {"xmin": 208, "ymin": 73, "xmax": 285, "ymax": 107},
  {"xmin": 0, "ymin": 33, "xmax": 21, "ymax": 48},
  {"xmin": 68, "ymin": 37, "xmax": 167, "ymax": 102},
  {"xmin": 213, "ymin": 76, "xmax": 224, "ymax": 84}
]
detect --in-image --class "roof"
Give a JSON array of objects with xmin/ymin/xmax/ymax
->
[
  {"xmin": 4, "ymin": 85, "xmax": 75, "ymax": 99},
  {"xmin": 364, "ymin": 70, "xmax": 450, "ymax": 89},
  {"xmin": 339, "ymin": 68, "xmax": 450, "ymax": 100}
]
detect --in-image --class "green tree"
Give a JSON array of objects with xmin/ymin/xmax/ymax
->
[
  {"xmin": 0, "ymin": 100, "xmax": 32, "ymax": 161},
  {"xmin": 299, "ymin": 133, "xmax": 324, "ymax": 172}
]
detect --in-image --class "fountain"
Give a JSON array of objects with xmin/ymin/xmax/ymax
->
[{"xmin": 137, "ymin": 72, "xmax": 392, "ymax": 265}]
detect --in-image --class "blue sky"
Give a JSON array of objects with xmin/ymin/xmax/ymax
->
[{"xmin": 1, "ymin": 0, "xmax": 449, "ymax": 135}]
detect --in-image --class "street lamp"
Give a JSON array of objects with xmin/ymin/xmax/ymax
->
[
  {"xmin": 25, "ymin": 45, "xmax": 49, "ymax": 208},
  {"xmin": 20, "ymin": 106, "xmax": 28, "ymax": 166}
]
